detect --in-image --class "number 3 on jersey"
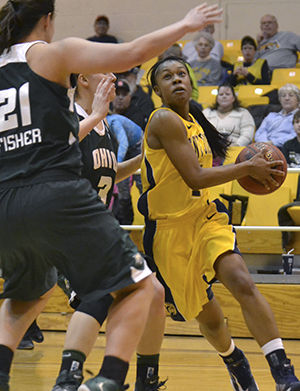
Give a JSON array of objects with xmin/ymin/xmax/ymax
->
[{"xmin": 97, "ymin": 176, "xmax": 112, "ymax": 204}]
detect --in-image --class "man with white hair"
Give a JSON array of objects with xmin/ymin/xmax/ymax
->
[{"xmin": 256, "ymin": 14, "xmax": 300, "ymax": 70}]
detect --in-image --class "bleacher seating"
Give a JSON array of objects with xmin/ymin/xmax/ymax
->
[
  {"xmin": 271, "ymin": 68, "xmax": 300, "ymax": 88},
  {"xmin": 219, "ymin": 39, "xmax": 242, "ymax": 66},
  {"xmin": 139, "ymin": 57, "xmax": 162, "ymax": 109},
  {"xmin": 198, "ymin": 85, "xmax": 218, "ymax": 108},
  {"xmin": 237, "ymin": 85, "xmax": 277, "ymax": 107},
  {"xmin": 287, "ymin": 205, "xmax": 300, "ymax": 225},
  {"xmin": 241, "ymin": 186, "xmax": 291, "ymax": 226}
]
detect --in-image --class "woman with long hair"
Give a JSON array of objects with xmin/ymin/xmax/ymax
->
[{"xmin": 138, "ymin": 56, "xmax": 300, "ymax": 391}]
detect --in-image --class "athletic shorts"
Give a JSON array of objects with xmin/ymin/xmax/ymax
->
[
  {"xmin": 143, "ymin": 198, "xmax": 241, "ymax": 321},
  {"xmin": 0, "ymin": 178, "xmax": 151, "ymax": 301}
]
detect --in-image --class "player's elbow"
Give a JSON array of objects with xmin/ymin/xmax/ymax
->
[{"xmin": 184, "ymin": 176, "xmax": 202, "ymax": 191}]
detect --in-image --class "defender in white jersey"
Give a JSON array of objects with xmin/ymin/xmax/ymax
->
[{"xmin": 138, "ymin": 56, "xmax": 300, "ymax": 391}]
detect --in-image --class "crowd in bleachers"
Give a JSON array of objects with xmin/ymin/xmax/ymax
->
[
  {"xmin": 85, "ymin": 12, "xmax": 300, "ymax": 238},
  {"xmin": 130, "ymin": 13, "xmax": 300, "ymax": 157},
  {"xmin": 115, "ymin": 12, "xmax": 300, "ymax": 251},
  {"xmin": 179, "ymin": 14, "xmax": 300, "ymax": 157}
]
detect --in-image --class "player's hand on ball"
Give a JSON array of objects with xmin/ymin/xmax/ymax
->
[
  {"xmin": 248, "ymin": 151, "xmax": 286, "ymax": 191},
  {"xmin": 235, "ymin": 143, "xmax": 287, "ymax": 195}
]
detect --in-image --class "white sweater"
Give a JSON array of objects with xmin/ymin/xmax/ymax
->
[{"xmin": 202, "ymin": 107, "xmax": 255, "ymax": 146}]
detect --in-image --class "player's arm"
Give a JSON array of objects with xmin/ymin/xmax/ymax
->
[
  {"xmin": 116, "ymin": 155, "xmax": 142, "ymax": 183},
  {"xmin": 149, "ymin": 110, "xmax": 284, "ymax": 190},
  {"xmin": 27, "ymin": 4, "xmax": 223, "ymax": 85},
  {"xmin": 78, "ymin": 78, "xmax": 114, "ymax": 141}
]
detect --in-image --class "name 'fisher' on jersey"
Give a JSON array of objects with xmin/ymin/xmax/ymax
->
[{"xmin": 0, "ymin": 128, "xmax": 42, "ymax": 153}]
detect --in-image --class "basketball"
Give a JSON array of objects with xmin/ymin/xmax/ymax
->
[{"xmin": 235, "ymin": 142, "xmax": 287, "ymax": 195}]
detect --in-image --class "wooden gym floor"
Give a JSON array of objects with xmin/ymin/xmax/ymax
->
[{"xmin": 10, "ymin": 331, "xmax": 300, "ymax": 391}]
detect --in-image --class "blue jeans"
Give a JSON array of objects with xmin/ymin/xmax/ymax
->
[{"xmin": 114, "ymin": 141, "xmax": 142, "ymax": 225}]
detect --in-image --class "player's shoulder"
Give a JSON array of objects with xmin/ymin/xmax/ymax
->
[{"xmin": 151, "ymin": 107, "xmax": 181, "ymax": 123}]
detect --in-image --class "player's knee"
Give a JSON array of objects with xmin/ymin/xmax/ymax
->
[
  {"xmin": 136, "ymin": 274, "xmax": 155, "ymax": 301},
  {"xmin": 231, "ymin": 272, "xmax": 258, "ymax": 300},
  {"xmin": 199, "ymin": 315, "xmax": 225, "ymax": 336},
  {"xmin": 114, "ymin": 275, "xmax": 155, "ymax": 308},
  {"xmin": 144, "ymin": 274, "xmax": 155, "ymax": 296},
  {"xmin": 151, "ymin": 277, "xmax": 166, "ymax": 315}
]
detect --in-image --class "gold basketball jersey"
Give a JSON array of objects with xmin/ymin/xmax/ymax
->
[{"xmin": 140, "ymin": 108, "xmax": 212, "ymax": 220}]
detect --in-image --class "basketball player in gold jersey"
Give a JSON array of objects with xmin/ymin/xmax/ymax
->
[{"xmin": 138, "ymin": 56, "xmax": 300, "ymax": 391}]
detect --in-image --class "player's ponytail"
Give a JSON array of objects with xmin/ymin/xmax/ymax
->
[
  {"xmin": 0, "ymin": 0, "xmax": 55, "ymax": 55},
  {"xmin": 188, "ymin": 100, "xmax": 230, "ymax": 160}
]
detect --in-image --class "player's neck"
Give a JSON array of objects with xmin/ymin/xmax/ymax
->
[{"xmin": 75, "ymin": 96, "xmax": 92, "ymax": 116}]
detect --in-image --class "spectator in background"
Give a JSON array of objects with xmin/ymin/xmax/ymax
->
[
  {"xmin": 255, "ymin": 83, "xmax": 300, "ymax": 149},
  {"xmin": 109, "ymin": 80, "xmax": 145, "ymax": 223},
  {"xmin": 190, "ymin": 31, "xmax": 222, "ymax": 86},
  {"xmin": 111, "ymin": 79, "xmax": 146, "ymax": 129},
  {"xmin": 182, "ymin": 23, "xmax": 224, "ymax": 63},
  {"xmin": 255, "ymin": 14, "xmax": 300, "ymax": 71},
  {"xmin": 115, "ymin": 67, "xmax": 154, "ymax": 123},
  {"xmin": 228, "ymin": 35, "xmax": 271, "ymax": 90},
  {"xmin": 203, "ymin": 82, "xmax": 255, "ymax": 148},
  {"xmin": 106, "ymin": 114, "xmax": 143, "ymax": 226},
  {"xmin": 281, "ymin": 109, "xmax": 300, "ymax": 167},
  {"xmin": 87, "ymin": 14, "xmax": 119, "ymax": 44},
  {"xmin": 278, "ymin": 110, "xmax": 300, "ymax": 251}
]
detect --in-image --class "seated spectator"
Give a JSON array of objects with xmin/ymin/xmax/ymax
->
[
  {"xmin": 106, "ymin": 114, "xmax": 143, "ymax": 226},
  {"xmin": 278, "ymin": 110, "xmax": 300, "ymax": 250},
  {"xmin": 254, "ymin": 83, "xmax": 300, "ymax": 148},
  {"xmin": 255, "ymin": 14, "xmax": 300, "ymax": 71},
  {"xmin": 158, "ymin": 43, "xmax": 200, "ymax": 102},
  {"xmin": 203, "ymin": 82, "xmax": 255, "ymax": 148},
  {"xmin": 182, "ymin": 23, "xmax": 224, "ymax": 63},
  {"xmin": 228, "ymin": 35, "xmax": 271, "ymax": 89},
  {"xmin": 189, "ymin": 31, "xmax": 223, "ymax": 86},
  {"xmin": 111, "ymin": 79, "xmax": 146, "ymax": 129},
  {"xmin": 115, "ymin": 67, "xmax": 154, "ymax": 123},
  {"xmin": 106, "ymin": 114, "xmax": 143, "ymax": 164},
  {"xmin": 87, "ymin": 15, "xmax": 119, "ymax": 44},
  {"xmin": 281, "ymin": 109, "xmax": 300, "ymax": 166}
]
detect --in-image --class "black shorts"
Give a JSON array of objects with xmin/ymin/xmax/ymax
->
[{"xmin": 0, "ymin": 178, "xmax": 151, "ymax": 301}]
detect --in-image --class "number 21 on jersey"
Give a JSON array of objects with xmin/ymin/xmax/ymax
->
[{"xmin": 0, "ymin": 83, "xmax": 31, "ymax": 132}]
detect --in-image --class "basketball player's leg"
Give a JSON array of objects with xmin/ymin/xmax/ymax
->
[
  {"xmin": 78, "ymin": 276, "xmax": 154, "ymax": 391},
  {"xmin": 60, "ymin": 277, "xmax": 165, "ymax": 357},
  {"xmin": 134, "ymin": 276, "xmax": 166, "ymax": 391},
  {"xmin": 52, "ymin": 276, "xmax": 165, "ymax": 391},
  {"xmin": 215, "ymin": 251, "xmax": 300, "ymax": 390},
  {"xmin": 195, "ymin": 295, "xmax": 259, "ymax": 391},
  {"xmin": 0, "ymin": 286, "xmax": 56, "ymax": 389},
  {"xmin": 51, "ymin": 295, "xmax": 113, "ymax": 391},
  {"xmin": 195, "ymin": 296, "xmax": 231, "ymax": 352},
  {"xmin": 214, "ymin": 251, "xmax": 279, "ymax": 345},
  {"xmin": 63, "ymin": 311, "xmax": 100, "ymax": 354},
  {"xmin": 0, "ymin": 286, "xmax": 56, "ymax": 350}
]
